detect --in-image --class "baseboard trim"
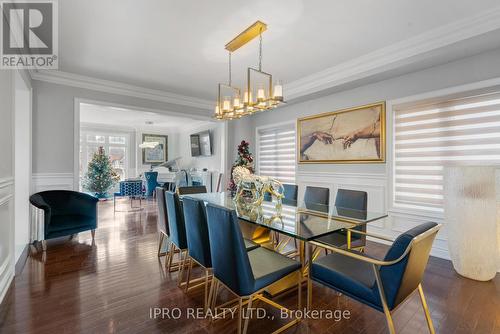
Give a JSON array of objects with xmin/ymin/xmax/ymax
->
[{"xmin": 14, "ymin": 244, "xmax": 30, "ymax": 276}]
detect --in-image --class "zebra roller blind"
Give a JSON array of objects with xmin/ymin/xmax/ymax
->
[
  {"xmin": 394, "ymin": 91, "xmax": 500, "ymax": 212},
  {"xmin": 257, "ymin": 123, "xmax": 296, "ymax": 183}
]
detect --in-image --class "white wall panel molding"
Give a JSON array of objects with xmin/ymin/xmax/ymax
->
[
  {"xmin": 0, "ymin": 254, "xmax": 13, "ymax": 305},
  {"xmin": 32, "ymin": 173, "xmax": 74, "ymax": 192},
  {"xmin": 296, "ymin": 170, "xmax": 449, "ymax": 259},
  {"xmin": 0, "ymin": 184, "xmax": 13, "ymax": 304},
  {"xmin": 0, "ymin": 177, "xmax": 14, "ymax": 190}
]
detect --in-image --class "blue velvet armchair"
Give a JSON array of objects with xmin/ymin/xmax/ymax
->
[{"xmin": 29, "ymin": 190, "xmax": 99, "ymax": 250}]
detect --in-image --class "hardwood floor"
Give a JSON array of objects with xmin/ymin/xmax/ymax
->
[{"xmin": 1, "ymin": 198, "xmax": 499, "ymax": 333}]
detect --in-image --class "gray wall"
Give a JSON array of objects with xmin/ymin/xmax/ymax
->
[
  {"xmin": 228, "ymin": 46, "xmax": 500, "ymax": 175},
  {"xmin": 32, "ymin": 80, "xmax": 209, "ymax": 174},
  {"xmin": 227, "ymin": 116, "xmax": 255, "ymax": 172},
  {"xmin": 178, "ymin": 122, "xmax": 223, "ymax": 172}
]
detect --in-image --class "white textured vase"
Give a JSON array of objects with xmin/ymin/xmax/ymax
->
[{"xmin": 444, "ymin": 166, "xmax": 500, "ymax": 281}]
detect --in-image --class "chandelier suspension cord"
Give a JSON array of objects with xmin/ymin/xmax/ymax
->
[
  {"xmin": 258, "ymin": 28, "xmax": 263, "ymax": 71},
  {"xmin": 228, "ymin": 51, "xmax": 232, "ymax": 86}
]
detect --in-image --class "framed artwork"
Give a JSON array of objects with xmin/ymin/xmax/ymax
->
[
  {"xmin": 142, "ymin": 134, "xmax": 168, "ymax": 165},
  {"xmin": 297, "ymin": 102, "xmax": 385, "ymax": 163}
]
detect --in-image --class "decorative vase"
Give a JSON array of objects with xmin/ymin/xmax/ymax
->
[
  {"xmin": 94, "ymin": 192, "xmax": 107, "ymax": 199},
  {"xmin": 443, "ymin": 166, "xmax": 500, "ymax": 281}
]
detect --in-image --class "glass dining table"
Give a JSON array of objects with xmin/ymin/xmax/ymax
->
[{"xmin": 180, "ymin": 191, "xmax": 388, "ymax": 295}]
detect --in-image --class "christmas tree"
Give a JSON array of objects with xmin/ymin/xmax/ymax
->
[
  {"xmin": 228, "ymin": 140, "xmax": 254, "ymax": 192},
  {"xmin": 82, "ymin": 147, "xmax": 120, "ymax": 197}
]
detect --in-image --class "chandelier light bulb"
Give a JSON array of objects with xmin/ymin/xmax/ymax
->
[
  {"xmin": 233, "ymin": 94, "xmax": 241, "ymax": 109},
  {"xmin": 273, "ymin": 80, "xmax": 283, "ymax": 101},
  {"xmin": 223, "ymin": 96, "xmax": 231, "ymax": 112},
  {"xmin": 257, "ymin": 83, "xmax": 266, "ymax": 102},
  {"xmin": 244, "ymin": 90, "xmax": 253, "ymax": 105}
]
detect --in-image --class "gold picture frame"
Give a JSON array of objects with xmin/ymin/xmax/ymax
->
[{"xmin": 297, "ymin": 102, "xmax": 386, "ymax": 164}]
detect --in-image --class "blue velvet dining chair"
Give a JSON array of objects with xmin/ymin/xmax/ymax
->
[
  {"xmin": 304, "ymin": 186, "xmax": 329, "ymax": 205},
  {"xmin": 113, "ymin": 180, "xmax": 143, "ymax": 212},
  {"xmin": 205, "ymin": 203, "xmax": 302, "ymax": 334},
  {"xmin": 264, "ymin": 183, "xmax": 298, "ymax": 203},
  {"xmin": 308, "ymin": 222, "xmax": 441, "ymax": 334},
  {"xmin": 165, "ymin": 191, "xmax": 188, "ymax": 277},
  {"xmin": 156, "ymin": 187, "xmax": 169, "ymax": 257},
  {"xmin": 315, "ymin": 189, "xmax": 368, "ymax": 250},
  {"xmin": 181, "ymin": 197, "xmax": 213, "ymax": 308},
  {"xmin": 144, "ymin": 171, "xmax": 159, "ymax": 197},
  {"xmin": 181, "ymin": 197, "xmax": 261, "ymax": 310},
  {"xmin": 29, "ymin": 190, "xmax": 99, "ymax": 250}
]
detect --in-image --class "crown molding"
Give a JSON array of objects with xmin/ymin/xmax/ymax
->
[
  {"xmin": 28, "ymin": 7, "xmax": 500, "ymax": 107},
  {"xmin": 30, "ymin": 70, "xmax": 213, "ymax": 110},
  {"xmin": 285, "ymin": 6, "xmax": 500, "ymax": 100}
]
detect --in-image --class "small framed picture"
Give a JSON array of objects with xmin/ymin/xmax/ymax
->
[{"xmin": 142, "ymin": 134, "xmax": 168, "ymax": 165}]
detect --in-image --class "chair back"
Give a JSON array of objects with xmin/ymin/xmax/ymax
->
[
  {"xmin": 264, "ymin": 183, "xmax": 298, "ymax": 202},
  {"xmin": 335, "ymin": 189, "xmax": 367, "ymax": 211},
  {"xmin": 177, "ymin": 186, "xmax": 207, "ymax": 195},
  {"xmin": 144, "ymin": 171, "xmax": 159, "ymax": 196},
  {"xmin": 283, "ymin": 184, "xmax": 298, "ymax": 201},
  {"xmin": 304, "ymin": 186, "xmax": 329, "ymax": 205},
  {"xmin": 205, "ymin": 203, "xmax": 254, "ymax": 296},
  {"xmin": 29, "ymin": 190, "xmax": 98, "ymax": 217},
  {"xmin": 119, "ymin": 180, "xmax": 143, "ymax": 196},
  {"xmin": 378, "ymin": 222, "xmax": 440, "ymax": 309},
  {"xmin": 335, "ymin": 189, "xmax": 368, "ymax": 241},
  {"xmin": 182, "ymin": 197, "xmax": 212, "ymax": 268},
  {"xmin": 156, "ymin": 187, "xmax": 169, "ymax": 236},
  {"xmin": 165, "ymin": 191, "xmax": 187, "ymax": 249}
]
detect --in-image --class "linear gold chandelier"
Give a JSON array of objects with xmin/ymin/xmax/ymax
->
[{"xmin": 214, "ymin": 21, "xmax": 284, "ymax": 120}]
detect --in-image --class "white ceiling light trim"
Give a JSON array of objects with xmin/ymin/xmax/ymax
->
[{"xmin": 285, "ymin": 6, "xmax": 500, "ymax": 100}]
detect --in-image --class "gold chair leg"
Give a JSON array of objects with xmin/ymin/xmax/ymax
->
[
  {"xmin": 211, "ymin": 279, "xmax": 220, "ymax": 322},
  {"xmin": 157, "ymin": 233, "xmax": 165, "ymax": 257},
  {"xmin": 237, "ymin": 297, "xmax": 243, "ymax": 334},
  {"xmin": 185, "ymin": 257, "xmax": 193, "ymax": 292},
  {"xmin": 372, "ymin": 265, "xmax": 396, "ymax": 334},
  {"xmin": 242, "ymin": 295, "xmax": 253, "ymax": 334},
  {"xmin": 178, "ymin": 250, "xmax": 187, "ymax": 287},
  {"xmin": 204, "ymin": 269, "xmax": 210, "ymax": 311},
  {"xmin": 307, "ymin": 276, "xmax": 312, "ymax": 311},
  {"xmin": 207, "ymin": 274, "xmax": 215, "ymax": 313},
  {"xmin": 418, "ymin": 284, "xmax": 435, "ymax": 334},
  {"xmin": 166, "ymin": 243, "xmax": 174, "ymax": 271},
  {"xmin": 297, "ymin": 271, "xmax": 302, "ymax": 312}
]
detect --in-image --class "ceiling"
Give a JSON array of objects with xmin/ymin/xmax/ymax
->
[
  {"xmin": 58, "ymin": 0, "xmax": 500, "ymax": 101},
  {"xmin": 79, "ymin": 103, "xmax": 212, "ymax": 131}
]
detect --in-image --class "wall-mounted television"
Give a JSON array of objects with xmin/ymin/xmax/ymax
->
[{"xmin": 190, "ymin": 131, "xmax": 212, "ymax": 156}]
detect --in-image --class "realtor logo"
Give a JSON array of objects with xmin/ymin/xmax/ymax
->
[{"xmin": 1, "ymin": 0, "xmax": 58, "ymax": 69}]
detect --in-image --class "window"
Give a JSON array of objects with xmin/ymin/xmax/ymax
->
[
  {"xmin": 257, "ymin": 123, "xmax": 296, "ymax": 183},
  {"xmin": 393, "ymin": 91, "xmax": 500, "ymax": 213},
  {"xmin": 80, "ymin": 130, "xmax": 130, "ymax": 187}
]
